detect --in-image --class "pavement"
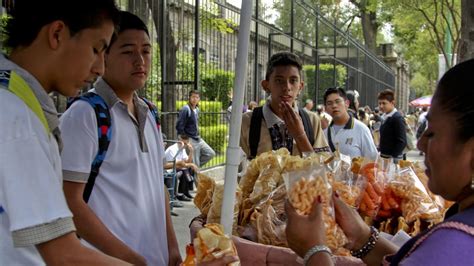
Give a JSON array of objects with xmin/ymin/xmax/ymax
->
[{"xmin": 170, "ymin": 149, "xmax": 426, "ymax": 257}]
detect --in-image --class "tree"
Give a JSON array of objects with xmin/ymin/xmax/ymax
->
[{"xmin": 458, "ymin": 0, "xmax": 474, "ymax": 62}]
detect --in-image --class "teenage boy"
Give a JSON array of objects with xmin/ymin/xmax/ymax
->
[
  {"xmin": 378, "ymin": 89, "xmax": 407, "ymax": 161},
  {"xmin": 240, "ymin": 52, "xmax": 329, "ymax": 158},
  {"xmin": 0, "ymin": 0, "xmax": 127, "ymax": 265},
  {"xmin": 164, "ymin": 135, "xmax": 199, "ymax": 201},
  {"xmin": 60, "ymin": 11, "xmax": 181, "ymax": 265},
  {"xmin": 323, "ymin": 87, "xmax": 378, "ymax": 160},
  {"xmin": 176, "ymin": 90, "xmax": 216, "ymax": 167}
]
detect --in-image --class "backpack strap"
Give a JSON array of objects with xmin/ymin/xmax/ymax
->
[
  {"xmin": 249, "ymin": 106, "xmax": 264, "ymax": 159},
  {"xmin": 298, "ymin": 108, "xmax": 314, "ymax": 146},
  {"xmin": 249, "ymin": 106, "xmax": 316, "ymax": 158},
  {"xmin": 0, "ymin": 70, "xmax": 50, "ymax": 133},
  {"xmin": 67, "ymin": 92, "xmax": 112, "ymax": 203},
  {"xmin": 141, "ymin": 97, "xmax": 161, "ymax": 130}
]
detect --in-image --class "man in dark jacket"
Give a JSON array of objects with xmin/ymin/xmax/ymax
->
[
  {"xmin": 176, "ymin": 90, "xmax": 215, "ymax": 167},
  {"xmin": 378, "ymin": 89, "xmax": 407, "ymax": 161}
]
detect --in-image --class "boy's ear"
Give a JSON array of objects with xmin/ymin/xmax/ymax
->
[
  {"xmin": 48, "ymin": 21, "xmax": 67, "ymax": 50},
  {"xmin": 261, "ymin": 80, "xmax": 269, "ymax": 93}
]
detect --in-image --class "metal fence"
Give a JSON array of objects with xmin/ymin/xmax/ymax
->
[
  {"xmin": 3, "ymin": 0, "xmax": 395, "ymax": 169},
  {"xmin": 126, "ymin": 0, "xmax": 395, "ymax": 168}
]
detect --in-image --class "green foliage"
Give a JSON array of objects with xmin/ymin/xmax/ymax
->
[
  {"xmin": 200, "ymin": 69, "xmax": 234, "ymax": 109},
  {"xmin": 200, "ymin": 0, "xmax": 237, "ymax": 34},
  {"xmin": 303, "ymin": 64, "xmax": 347, "ymax": 104},
  {"xmin": 175, "ymin": 100, "xmax": 223, "ymax": 127},
  {"xmin": 200, "ymin": 124, "xmax": 228, "ymax": 154}
]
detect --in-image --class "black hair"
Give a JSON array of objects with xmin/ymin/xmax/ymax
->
[
  {"xmin": 435, "ymin": 59, "xmax": 474, "ymax": 142},
  {"xmin": 107, "ymin": 11, "xmax": 149, "ymax": 52},
  {"xmin": 377, "ymin": 89, "xmax": 395, "ymax": 102},
  {"xmin": 3, "ymin": 0, "xmax": 120, "ymax": 49},
  {"xmin": 189, "ymin": 89, "xmax": 200, "ymax": 97},
  {"xmin": 346, "ymin": 90, "xmax": 358, "ymax": 111},
  {"xmin": 323, "ymin": 87, "xmax": 347, "ymax": 104},
  {"xmin": 265, "ymin": 52, "xmax": 302, "ymax": 80}
]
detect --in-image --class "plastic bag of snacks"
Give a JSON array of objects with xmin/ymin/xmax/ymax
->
[
  {"xmin": 326, "ymin": 152, "xmax": 365, "ymax": 208},
  {"xmin": 282, "ymin": 163, "xmax": 348, "ymax": 253},
  {"xmin": 387, "ymin": 167, "xmax": 441, "ymax": 223},
  {"xmin": 207, "ymin": 180, "xmax": 242, "ymax": 235}
]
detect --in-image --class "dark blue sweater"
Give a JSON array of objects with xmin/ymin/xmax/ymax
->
[
  {"xmin": 176, "ymin": 104, "xmax": 199, "ymax": 140},
  {"xmin": 379, "ymin": 111, "xmax": 407, "ymax": 158}
]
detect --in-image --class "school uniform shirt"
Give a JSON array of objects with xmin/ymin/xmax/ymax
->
[
  {"xmin": 0, "ymin": 54, "xmax": 75, "ymax": 265},
  {"xmin": 60, "ymin": 78, "xmax": 169, "ymax": 265},
  {"xmin": 323, "ymin": 116, "xmax": 378, "ymax": 160},
  {"xmin": 240, "ymin": 102, "xmax": 330, "ymax": 157}
]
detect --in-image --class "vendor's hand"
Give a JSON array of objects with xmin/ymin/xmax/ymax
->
[
  {"xmin": 279, "ymin": 101, "xmax": 305, "ymax": 138},
  {"xmin": 333, "ymin": 193, "xmax": 371, "ymax": 250},
  {"xmin": 285, "ymin": 198, "xmax": 326, "ymax": 258},
  {"xmin": 266, "ymin": 246, "xmax": 302, "ymax": 266}
]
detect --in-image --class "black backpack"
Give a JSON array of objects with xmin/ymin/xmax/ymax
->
[{"xmin": 248, "ymin": 106, "xmax": 314, "ymax": 159}]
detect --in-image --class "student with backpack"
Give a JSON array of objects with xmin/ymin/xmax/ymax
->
[
  {"xmin": 240, "ymin": 52, "xmax": 330, "ymax": 158},
  {"xmin": 0, "ymin": 0, "xmax": 128, "ymax": 265},
  {"xmin": 59, "ymin": 11, "xmax": 181, "ymax": 265}
]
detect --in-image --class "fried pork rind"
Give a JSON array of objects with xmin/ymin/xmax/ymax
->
[
  {"xmin": 193, "ymin": 223, "xmax": 240, "ymax": 265},
  {"xmin": 283, "ymin": 165, "xmax": 348, "ymax": 253},
  {"xmin": 248, "ymin": 185, "xmax": 288, "ymax": 247},
  {"xmin": 207, "ymin": 181, "xmax": 242, "ymax": 235},
  {"xmin": 388, "ymin": 167, "xmax": 441, "ymax": 223},
  {"xmin": 194, "ymin": 173, "xmax": 216, "ymax": 216}
]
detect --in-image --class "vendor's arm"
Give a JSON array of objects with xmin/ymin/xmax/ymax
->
[{"xmin": 333, "ymin": 194, "xmax": 398, "ymax": 266}]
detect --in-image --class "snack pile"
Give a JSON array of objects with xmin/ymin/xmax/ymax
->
[{"xmin": 193, "ymin": 148, "xmax": 451, "ymax": 258}]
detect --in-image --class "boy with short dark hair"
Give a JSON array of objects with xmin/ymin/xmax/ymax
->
[
  {"xmin": 240, "ymin": 51, "xmax": 329, "ymax": 158},
  {"xmin": 377, "ymin": 89, "xmax": 407, "ymax": 160},
  {"xmin": 60, "ymin": 11, "xmax": 181, "ymax": 265},
  {"xmin": 0, "ymin": 0, "xmax": 126, "ymax": 264}
]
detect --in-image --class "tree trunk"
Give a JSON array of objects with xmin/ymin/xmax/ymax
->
[
  {"xmin": 148, "ymin": 0, "xmax": 178, "ymax": 140},
  {"xmin": 459, "ymin": 0, "xmax": 474, "ymax": 62},
  {"xmin": 360, "ymin": 10, "xmax": 378, "ymax": 53}
]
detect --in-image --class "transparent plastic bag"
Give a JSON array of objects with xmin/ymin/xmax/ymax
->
[
  {"xmin": 326, "ymin": 153, "xmax": 366, "ymax": 208},
  {"xmin": 207, "ymin": 180, "xmax": 242, "ymax": 235},
  {"xmin": 388, "ymin": 167, "xmax": 441, "ymax": 223},
  {"xmin": 282, "ymin": 163, "xmax": 348, "ymax": 252}
]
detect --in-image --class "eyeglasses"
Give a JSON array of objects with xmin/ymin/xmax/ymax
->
[{"xmin": 325, "ymin": 99, "xmax": 344, "ymax": 106}]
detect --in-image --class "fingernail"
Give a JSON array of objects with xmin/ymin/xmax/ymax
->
[{"xmin": 317, "ymin": 195, "xmax": 322, "ymax": 203}]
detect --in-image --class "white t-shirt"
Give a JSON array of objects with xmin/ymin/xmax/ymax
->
[
  {"xmin": 60, "ymin": 79, "xmax": 169, "ymax": 265},
  {"xmin": 165, "ymin": 143, "xmax": 188, "ymax": 162},
  {"xmin": 0, "ymin": 56, "xmax": 74, "ymax": 265},
  {"xmin": 324, "ymin": 117, "xmax": 378, "ymax": 160}
]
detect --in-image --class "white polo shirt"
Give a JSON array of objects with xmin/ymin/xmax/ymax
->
[
  {"xmin": 165, "ymin": 143, "xmax": 188, "ymax": 162},
  {"xmin": 0, "ymin": 55, "xmax": 74, "ymax": 265},
  {"xmin": 324, "ymin": 116, "xmax": 378, "ymax": 160},
  {"xmin": 60, "ymin": 78, "xmax": 169, "ymax": 265}
]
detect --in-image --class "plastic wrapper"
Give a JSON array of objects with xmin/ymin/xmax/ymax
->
[
  {"xmin": 246, "ymin": 185, "xmax": 287, "ymax": 247},
  {"xmin": 283, "ymin": 163, "xmax": 348, "ymax": 253},
  {"xmin": 388, "ymin": 167, "xmax": 441, "ymax": 223},
  {"xmin": 207, "ymin": 180, "xmax": 242, "ymax": 235},
  {"xmin": 191, "ymin": 223, "xmax": 240, "ymax": 265},
  {"xmin": 357, "ymin": 159, "xmax": 387, "ymax": 218},
  {"xmin": 194, "ymin": 173, "xmax": 216, "ymax": 216},
  {"xmin": 326, "ymin": 153, "xmax": 365, "ymax": 208}
]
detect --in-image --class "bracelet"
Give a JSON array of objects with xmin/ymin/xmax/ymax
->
[
  {"xmin": 350, "ymin": 226, "xmax": 380, "ymax": 258},
  {"xmin": 303, "ymin": 244, "xmax": 332, "ymax": 266}
]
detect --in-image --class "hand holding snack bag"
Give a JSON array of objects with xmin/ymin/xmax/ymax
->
[{"xmin": 283, "ymin": 163, "xmax": 348, "ymax": 254}]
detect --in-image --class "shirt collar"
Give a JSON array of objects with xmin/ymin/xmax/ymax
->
[
  {"xmin": 383, "ymin": 108, "xmax": 398, "ymax": 119},
  {"xmin": 93, "ymin": 77, "xmax": 149, "ymax": 114},
  {"xmin": 329, "ymin": 113, "xmax": 354, "ymax": 130},
  {"xmin": 0, "ymin": 54, "xmax": 60, "ymax": 135},
  {"xmin": 262, "ymin": 98, "xmax": 299, "ymax": 128}
]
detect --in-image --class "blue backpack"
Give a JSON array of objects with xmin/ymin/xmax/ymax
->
[{"xmin": 67, "ymin": 92, "xmax": 160, "ymax": 202}]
